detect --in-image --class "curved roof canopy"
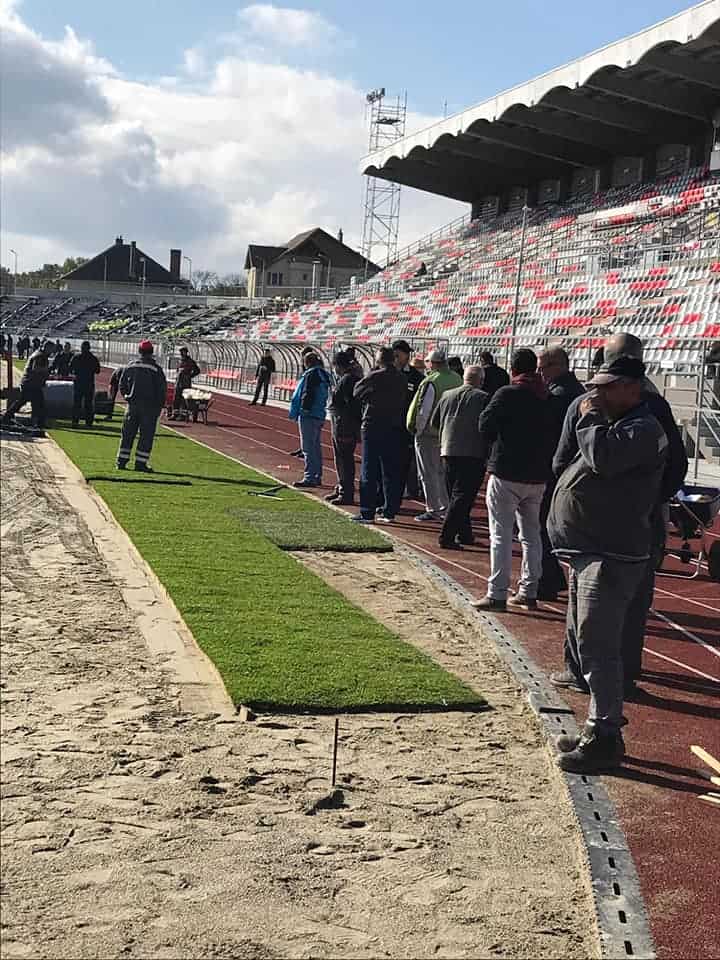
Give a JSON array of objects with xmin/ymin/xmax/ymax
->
[{"xmin": 360, "ymin": 1, "xmax": 720, "ymax": 202}]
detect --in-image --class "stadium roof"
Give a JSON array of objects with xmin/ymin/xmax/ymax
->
[
  {"xmin": 245, "ymin": 228, "xmax": 379, "ymax": 272},
  {"xmin": 360, "ymin": 1, "xmax": 720, "ymax": 201}
]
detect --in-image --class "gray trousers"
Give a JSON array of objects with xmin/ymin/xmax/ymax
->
[
  {"xmin": 117, "ymin": 404, "xmax": 159, "ymax": 466},
  {"xmin": 415, "ymin": 433, "xmax": 448, "ymax": 515},
  {"xmin": 564, "ymin": 555, "xmax": 646, "ymax": 733}
]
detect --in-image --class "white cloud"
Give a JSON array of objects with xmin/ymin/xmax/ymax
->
[
  {"xmin": 0, "ymin": 5, "xmax": 465, "ymax": 275},
  {"xmin": 236, "ymin": 3, "xmax": 340, "ymax": 49}
]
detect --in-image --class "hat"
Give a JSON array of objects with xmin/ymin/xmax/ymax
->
[
  {"xmin": 139, "ymin": 339, "xmax": 154, "ymax": 353},
  {"xmin": 391, "ymin": 339, "xmax": 412, "ymax": 354},
  {"xmin": 426, "ymin": 348, "xmax": 447, "ymax": 363},
  {"xmin": 588, "ymin": 355, "xmax": 646, "ymax": 386}
]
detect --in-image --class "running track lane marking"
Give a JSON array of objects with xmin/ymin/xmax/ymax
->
[
  {"xmin": 643, "ymin": 649, "xmax": 719, "ymax": 683},
  {"xmin": 653, "ymin": 585, "xmax": 720, "ymax": 615},
  {"xmin": 650, "ymin": 608, "xmax": 720, "ymax": 660}
]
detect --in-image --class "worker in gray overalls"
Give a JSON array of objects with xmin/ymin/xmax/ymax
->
[{"xmin": 116, "ymin": 340, "xmax": 167, "ymax": 472}]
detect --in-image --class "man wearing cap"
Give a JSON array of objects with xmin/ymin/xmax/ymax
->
[
  {"xmin": 392, "ymin": 339, "xmax": 424, "ymax": 502},
  {"xmin": 548, "ymin": 355, "xmax": 668, "ymax": 773},
  {"xmin": 116, "ymin": 341, "xmax": 167, "ymax": 472},
  {"xmin": 326, "ymin": 350, "xmax": 362, "ymax": 505},
  {"xmin": 406, "ymin": 349, "xmax": 462, "ymax": 521},
  {"xmin": 552, "ymin": 333, "xmax": 687, "ymax": 697},
  {"xmin": 170, "ymin": 346, "xmax": 200, "ymax": 419}
]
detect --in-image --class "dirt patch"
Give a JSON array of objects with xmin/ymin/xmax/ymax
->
[{"xmin": 1, "ymin": 438, "xmax": 598, "ymax": 959}]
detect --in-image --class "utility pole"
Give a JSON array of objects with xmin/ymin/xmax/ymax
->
[
  {"xmin": 183, "ymin": 255, "xmax": 193, "ymax": 291},
  {"xmin": 9, "ymin": 248, "xmax": 18, "ymax": 295},
  {"xmin": 140, "ymin": 257, "xmax": 147, "ymax": 336}
]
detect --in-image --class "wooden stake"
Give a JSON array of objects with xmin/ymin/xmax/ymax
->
[
  {"xmin": 331, "ymin": 718, "xmax": 339, "ymax": 787},
  {"xmin": 691, "ymin": 745, "xmax": 720, "ymax": 776}
]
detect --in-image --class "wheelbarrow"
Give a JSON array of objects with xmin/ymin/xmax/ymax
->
[{"xmin": 664, "ymin": 485, "xmax": 720, "ymax": 581}]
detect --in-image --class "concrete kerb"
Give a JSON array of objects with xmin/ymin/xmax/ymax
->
[
  {"xmin": 161, "ymin": 423, "xmax": 656, "ymax": 960},
  {"xmin": 39, "ymin": 436, "xmax": 235, "ymax": 719}
]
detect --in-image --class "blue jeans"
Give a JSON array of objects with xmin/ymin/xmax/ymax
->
[
  {"xmin": 299, "ymin": 416, "xmax": 324, "ymax": 482},
  {"xmin": 360, "ymin": 426, "xmax": 404, "ymax": 519}
]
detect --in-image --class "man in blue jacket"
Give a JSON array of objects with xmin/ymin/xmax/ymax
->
[
  {"xmin": 289, "ymin": 352, "xmax": 330, "ymax": 488},
  {"xmin": 548, "ymin": 356, "xmax": 668, "ymax": 773}
]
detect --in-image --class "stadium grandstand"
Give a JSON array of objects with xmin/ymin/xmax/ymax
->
[{"xmin": 242, "ymin": 1, "xmax": 719, "ymax": 377}]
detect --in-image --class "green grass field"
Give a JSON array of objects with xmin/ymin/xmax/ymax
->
[{"xmin": 46, "ymin": 416, "xmax": 484, "ymax": 713}]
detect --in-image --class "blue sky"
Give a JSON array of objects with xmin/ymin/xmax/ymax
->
[{"xmin": 2, "ymin": 0, "xmax": 699, "ymax": 273}]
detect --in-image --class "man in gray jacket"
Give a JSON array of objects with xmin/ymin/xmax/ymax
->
[
  {"xmin": 116, "ymin": 340, "xmax": 167, "ymax": 472},
  {"xmin": 548, "ymin": 356, "xmax": 668, "ymax": 773},
  {"xmin": 431, "ymin": 366, "xmax": 489, "ymax": 550}
]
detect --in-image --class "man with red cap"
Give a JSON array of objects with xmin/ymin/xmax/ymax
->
[{"xmin": 116, "ymin": 340, "xmax": 167, "ymax": 472}]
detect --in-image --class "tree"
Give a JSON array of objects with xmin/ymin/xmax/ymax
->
[{"xmin": 192, "ymin": 269, "xmax": 218, "ymax": 292}]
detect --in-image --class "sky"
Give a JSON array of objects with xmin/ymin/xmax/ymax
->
[{"xmin": 0, "ymin": 0, "xmax": 697, "ymax": 276}]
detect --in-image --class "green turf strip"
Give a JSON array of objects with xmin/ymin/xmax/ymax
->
[{"xmin": 47, "ymin": 417, "xmax": 484, "ymax": 713}]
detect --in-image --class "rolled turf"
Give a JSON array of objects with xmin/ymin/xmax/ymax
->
[{"xmin": 48, "ymin": 416, "xmax": 485, "ymax": 713}]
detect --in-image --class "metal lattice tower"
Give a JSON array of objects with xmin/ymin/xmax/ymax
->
[{"xmin": 361, "ymin": 89, "xmax": 407, "ymax": 275}]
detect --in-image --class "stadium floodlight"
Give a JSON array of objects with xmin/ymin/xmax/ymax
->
[
  {"xmin": 8, "ymin": 249, "xmax": 18, "ymax": 296},
  {"xmin": 366, "ymin": 88, "xmax": 385, "ymax": 104},
  {"xmin": 140, "ymin": 257, "xmax": 147, "ymax": 336}
]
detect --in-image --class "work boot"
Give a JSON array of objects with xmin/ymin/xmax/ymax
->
[
  {"xmin": 324, "ymin": 489, "xmax": 340, "ymax": 501},
  {"xmin": 470, "ymin": 596, "xmax": 507, "ymax": 613},
  {"xmin": 550, "ymin": 669, "xmax": 590, "ymax": 694},
  {"xmin": 507, "ymin": 593, "xmax": 538, "ymax": 611},
  {"xmin": 557, "ymin": 724, "xmax": 625, "ymax": 773},
  {"xmin": 134, "ymin": 463, "xmax": 153, "ymax": 473},
  {"xmin": 116, "ymin": 461, "xmax": 128, "ymax": 470}
]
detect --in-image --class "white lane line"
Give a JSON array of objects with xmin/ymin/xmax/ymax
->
[
  {"xmin": 650, "ymin": 608, "xmax": 720, "ymax": 660},
  {"xmin": 653, "ymin": 586, "xmax": 720, "ymax": 615},
  {"xmin": 644, "ymin": 648, "xmax": 719, "ymax": 684}
]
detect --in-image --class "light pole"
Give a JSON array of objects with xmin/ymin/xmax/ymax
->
[
  {"xmin": 9, "ymin": 248, "xmax": 18, "ymax": 295},
  {"xmin": 140, "ymin": 257, "xmax": 147, "ymax": 336},
  {"xmin": 183, "ymin": 255, "xmax": 192, "ymax": 291},
  {"xmin": 507, "ymin": 205, "xmax": 530, "ymax": 369}
]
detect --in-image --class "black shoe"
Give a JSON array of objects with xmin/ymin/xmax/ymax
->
[
  {"xmin": 71, "ymin": 420, "xmax": 79, "ymax": 427},
  {"xmin": 134, "ymin": 463, "xmax": 153, "ymax": 473},
  {"xmin": 325, "ymin": 490, "xmax": 341, "ymax": 501},
  {"xmin": 456, "ymin": 535, "xmax": 475, "ymax": 546},
  {"xmin": 550, "ymin": 670, "xmax": 590, "ymax": 694},
  {"xmin": 289, "ymin": 449, "xmax": 303, "ymax": 458},
  {"xmin": 557, "ymin": 725, "xmax": 625, "ymax": 773},
  {"xmin": 116, "ymin": 461, "xmax": 128, "ymax": 470},
  {"xmin": 536, "ymin": 589, "xmax": 559, "ymax": 602},
  {"xmin": 439, "ymin": 540, "xmax": 463, "ymax": 551},
  {"xmin": 293, "ymin": 479, "xmax": 319, "ymax": 488},
  {"xmin": 249, "ymin": 401, "xmax": 257, "ymax": 406}
]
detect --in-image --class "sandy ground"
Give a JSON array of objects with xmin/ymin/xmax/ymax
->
[{"xmin": 0, "ymin": 436, "xmax": 599, "ymax": 960}]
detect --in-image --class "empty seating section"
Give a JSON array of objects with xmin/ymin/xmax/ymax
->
[{"xmin": 246, "ymin": 167, "xmax": 720, "ymax": 372}]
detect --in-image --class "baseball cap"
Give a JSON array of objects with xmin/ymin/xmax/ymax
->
[
  {"xmin": 588, "ymin": 355, "xmax": 646, "ymax": 386},
  {"xmin": 391, "ymin": 339, "xmax": 412, "ymax": 354},
  {"xmin": 139, "ymin": 339, "xmax": 154, "ymax": 353},
  {"xmin": 426, "ymin": 348, "xmax": 447, "ymax": 363}
]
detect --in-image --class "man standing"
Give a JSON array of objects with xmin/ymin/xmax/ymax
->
[
  {"xmin": 548, "ymin": 356, "xmax": 668, "ymax": 772},
  {"xmin": 250, "ymin": 348, "xmax": 276, "ymax": 405},
  {"xmin": 116, "ymin": 340, "xmax": 167, "ymax": 472},
  {"xmin": 70, "ymin": 340, "xmax": 101, "ymax": 427},
  {"xmin": 431, "ymin": 365, "xmax": 489, "ymax": 550},
  {"xmin": 407, "ymin": 349, "xmax": 462, "ymax": 521},
  {"xmin": 392, "ymin": 339, "xmax": 424, "ymax": 501},
  {"xmin": 552, "ymin": 333, "xmax": 687, "ymax": 696},
  {"xmin": 326, "ymin": 350, "xmax": 362, "ymax": 505},
  {"xmin": 170, "ymin": 346, "xmax": 200, "ymax": 419},
  {"xmin": 2, "ymin": 352, "xmax": 49, "ymax": 429},
  {"xmin": 479, "ymin": 351, "xmax": 510, "ymax": 397},
  {"xmin": 536, "ymin": 347, "xmax": 585, "ymax": 600},
  {"xmin": 51, "ymin": 342, "xmax": 74, "ymax": 378},
  {"xmin": 475, "ymin": 348, "xmax": 555, "ymax": 612},
  {"xmin": 289, "ymin": 352, "xmax": 330, "ymax": 488},
  {"xmin": 352, "ymin": 347, "xmax": 408, "ymax": 523}
]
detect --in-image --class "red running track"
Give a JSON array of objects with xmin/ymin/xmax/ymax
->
[{"xmin": 103, "ymin": 376, "xmax": 720, "ymax": 959}]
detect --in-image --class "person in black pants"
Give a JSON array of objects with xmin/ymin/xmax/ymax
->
[
  {"xmin": 392, "ymin": 339, "xmax": 424, "ymax": 501},
  {"xmin": 536, "ymin": 347, "xmax": 585, "ymax": 600},
  {"xmin": 69, "ymin": 340, "xmax": 101, "ymax": 426},
  {"xmin": 51, "ymin": 342, "xmax": 74, "ymax": 378},
  {"xmin": 250, "ymin": 349, "xmax": 276, "ymax": 405},
  {"xmin": 326, "ymin": 350, "xmax": 362, "ymax": 505},
  {"xmin": 431, "ymin": 366, "xmax": 489, "ymax": 549},
  {"xmin": 3, "ymin": 352, "xmax": 49, "ymax": 428},
  {"xmin": 479, "ymin": 351, "xmax": 509, "ymax": 397}
]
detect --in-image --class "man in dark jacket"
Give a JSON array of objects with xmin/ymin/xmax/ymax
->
[
  {"xmin": 536, "ymin": 347, "xmax": 585, "ymax": 599},
  {"xmin": 51, "ymin": 342, "xmax": 74, "ymax": 378},
  {"xmin": 548, "ymin": 356, "xmax": 668, "ymax": 773},
  {"xmin": 474, "ymin": 348, "xmax": 555, "ymax": 612},
  {"xmin": 479, "ymin": 351, "xmax": 510, "ymax": 397},
  {"xmin": 250, "ymin": 348, "xmax": 276, "ymax": 405},
  {"xmin": 170, "ymin": 347, "xmax": 200, "ymax": 419},
  {"xmin": 2, "ymin": 352, "xmax": 50, "ymax": 428},
  {"xmin": 352, "ymin": 347, "xmax": 409, "ymax": 523},
  {"xmin": 431, "ymin": 365, "xmax": 489, "ymax": 549},
  {"xmin": 392, "ymin": 339, "xmax": 424, "ymax": 501},
  {"xmin": 70, "ymin": 340, "xmax": 101, "ymax": 426},
  {"xmin": 326, "ymin": 350, "xmax": 362, "ymax": 505},
  {"xmin": 116, "ymin": 340, "xmax": 167, "ymax": 472},
  {"xmin": 552, "ymin": 333, "xmax": 687, "ymax": 695}
]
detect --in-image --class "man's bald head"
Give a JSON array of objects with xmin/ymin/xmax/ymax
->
[
  {"xmin": 464, "ymin": 365, "xmax": 484, "ymax": 387},
  {"xmin": 604, "ymin": 333, "xmax": 643, "ymax": 364}
]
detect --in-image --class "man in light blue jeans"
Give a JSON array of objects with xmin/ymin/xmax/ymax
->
[
  {"xmin": 485, "ymin": 475, "xmax": 545, "ymax": 606},
  {"xmin": 474, "ymin": 348, "xmax": 555, "ymax": 613}
]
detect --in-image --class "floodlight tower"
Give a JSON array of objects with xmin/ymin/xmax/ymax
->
[{"xmin": 360, "ymin": 88, "xmax": 407, "ymax": 276}]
